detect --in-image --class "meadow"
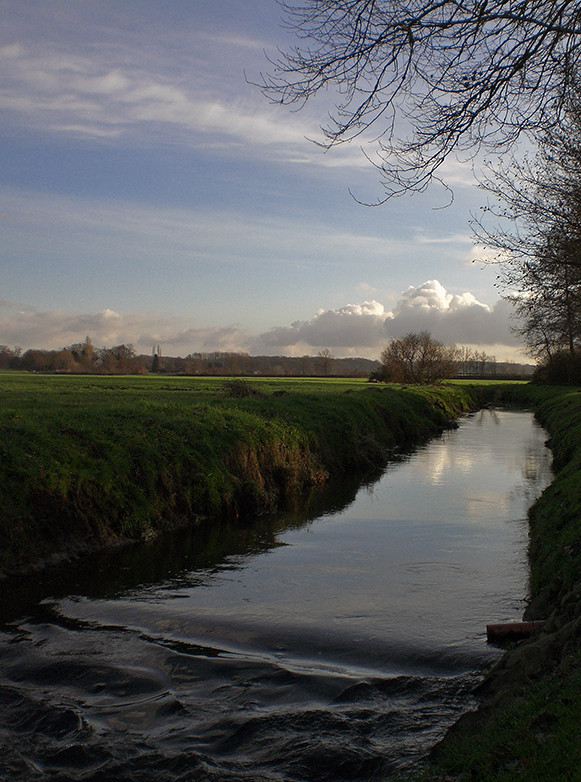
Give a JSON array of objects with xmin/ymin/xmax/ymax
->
[{"xmin": 0, "ymin": 372, "xmax": 482, "ymax": 575}]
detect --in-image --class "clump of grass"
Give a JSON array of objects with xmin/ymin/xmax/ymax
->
[
  {"xmin": 412, "ymin": 649, "xmax": 581, "ymax": 781},
  {"xmin": 221, "ymin": 378, "xmax": 265, "ymax": 398}
]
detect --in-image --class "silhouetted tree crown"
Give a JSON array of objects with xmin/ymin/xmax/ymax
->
[{"xmin": 379, "ymin": 331, "xmax": 458, "ymax": 384}]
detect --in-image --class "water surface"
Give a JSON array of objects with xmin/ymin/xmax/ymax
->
[{"xmin": 0, "ymin": 409, "xmax": 552, "ymax": 780}]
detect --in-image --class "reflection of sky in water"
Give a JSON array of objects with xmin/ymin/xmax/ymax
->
[
  {"xmin": 0, "ymin": 409, "xmax": 555, "ymax": 782},
  {"xmin": 58, "ymin": 410, "xmax": 553, "ymax": 667},
  {"xmin": 353, "ymin": 409, "xmax": 551, "ymax": 525}
]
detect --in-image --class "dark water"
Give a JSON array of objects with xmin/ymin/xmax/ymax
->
[{"xmin": 0, "ymin": 410, "xmax": 552, "ymax": 781}]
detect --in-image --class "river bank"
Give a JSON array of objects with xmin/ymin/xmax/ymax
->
[
  {"xmin": 0, "ymin": 374, "xmax": 483, "ymax": 578},
  {"xmin": 414, "ymin": 383, "xmax": 581, "ymax": 781},
  {"xmin": 3, "ymin": 374, "xmax": 580, "ymax": 779}
]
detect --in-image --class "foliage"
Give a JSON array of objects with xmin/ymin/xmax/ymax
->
[
  {"xmin": 221, "ymin": 378, "xmax": 265, "ymax": 397},
  {"xmin": 534, "ymin": 350, "xmax": 581, "ymax": 385},
  {"xmin": 0, "ymin": 344, "xmax": 380, "ymax": 377},
  {"xmin": 262, "ymin": 1, "xmax": 581, "ymax": 197},
  {"xmin": 379, "ymin": 331, "xmax": 458, "ymax": 384},
  {"xmin": 411, "ymin": 651, "xmax": 581, "ymax": 781}
]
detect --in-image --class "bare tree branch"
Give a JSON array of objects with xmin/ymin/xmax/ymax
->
[
  {"xmin": 473, "ymin": 74, "xmax": 581, "ymax": 358},
  {"xmin": 260, "ymin": 0, "xmax": 581, "ymax": 196}
]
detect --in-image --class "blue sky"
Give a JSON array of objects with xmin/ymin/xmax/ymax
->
[{"xmin": 0, "ymin": 0, "xmax": 523, "ymax": 360}]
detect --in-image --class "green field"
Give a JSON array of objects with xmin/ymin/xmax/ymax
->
[{"xmin": 0, "ymin": 372, "xmax": 483, "ymax": 575}]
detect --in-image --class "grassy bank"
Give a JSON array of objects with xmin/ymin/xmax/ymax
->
[
  {"xmin": 5, "ymin": 374, "xmax": 580, "ymax": 779},
  {"xmin": 0, "ymin": 373, "xmax": 482, "ymax": 576},
  {"xmin": 413, "ymin": 382, "xmax": 581, "ymax": 781}
]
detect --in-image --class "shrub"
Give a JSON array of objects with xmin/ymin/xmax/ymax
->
[{"xmin": 221, "ymin": 379, "xmax": 264, "ymax": 398}]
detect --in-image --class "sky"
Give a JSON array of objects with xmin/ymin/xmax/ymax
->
[{"xmin": 0, "ymin": 0, "xmax": 526, "ymax": 362}]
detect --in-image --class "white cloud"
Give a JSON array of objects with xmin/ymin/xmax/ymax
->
[
  {"xmin": 394, "ymin": 279, "xmax": 487, "ymax": 313},
  {"xmin": 0, "ymin": 301, "xmax": 250, "ymax": 355},
  {"xmin": 0, "ymin": 42, "xmax": 300, "ymax": 146},
  {"xmin": 385, "ymin": 280, "xmax": 516, "ymax": 346},
  {"xmin": 0, "ymin": 34, "xmax": 338, "ymax": 164},
  {"xmin": 252, "ymin": 301, "xmax": 389, "ymax": 353},
  {"xmin": 0, "ymin": 21, "xmax": 390, "ymax": 175},
  {"xmin": 0, "ymin": 280, "xmax": 524, "ymax": 360},
  {"xmin": 251, "ymin": 281, "xmax": 521, "ymax": 358}
]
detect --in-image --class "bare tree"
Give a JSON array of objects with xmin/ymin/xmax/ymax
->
[
  {"xmin": 473, "ymin": 77, "xmax": 581, "ymax": 358},
  {"xmin": 317, "ymin": 347, "xmax": 334, "ymax": 375},
  {"xmin": 380, "ymin": 331, "xmax": 457, "ymax": 383},
  {"xmin": 262, "ymin": 1, "xmax": 581, "ymax": 197}
]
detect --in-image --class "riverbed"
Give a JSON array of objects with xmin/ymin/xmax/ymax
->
[{"xmin": 0, "ymin": 409, "xmax": 553, "ymax": 780}]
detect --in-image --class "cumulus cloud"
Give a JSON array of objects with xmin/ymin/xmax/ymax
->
[
  {"xmin": 252, "ymin": 301, "xmax": 390, "ymax": 354},
  {"xmin": 386, "ymin": 280, "xmax": 516, "ymax": 346},
  {"xmin": 0, "ymin": 281, "xmax": 523, "ymax": 361},
  {"xmin": 251, "ymin": 281, "xmax": 521, "ymax": 359}
]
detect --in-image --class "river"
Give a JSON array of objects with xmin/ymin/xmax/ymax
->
[{"xmin": 0, "ymin": 409, "xmax": 553, "ymax": 781}]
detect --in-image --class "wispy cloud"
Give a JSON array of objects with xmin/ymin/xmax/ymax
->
[
  {"xmin": 0, "ymin": 41, "xmax": 311, "ymax": 148},
  {"xmin": 2, "ymin": 186, "xmax": 467, "ymax": 271}
]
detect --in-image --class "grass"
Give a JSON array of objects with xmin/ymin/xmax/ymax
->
[
  {"xmin": 414, "ymin": 650, "xmax": 581, "ymax": 781},
  {"xmin": 495, "ymin": 384, "xmax": 581, "ymax": 609},
  {"xmin": 0, "ymin": 373, "xmax": 483, "ymax": 574}
]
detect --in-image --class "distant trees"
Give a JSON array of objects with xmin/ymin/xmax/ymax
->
[
  {"xmin": 377, "ymin": 331, "xmax": 457, "ymax": 384},
  {"xmin": 262, "ymin": 1, "xmax": 581, "ymax": 197},
  {"xmin": 99, "ymin": 344, "xmax": 137, "ymax": 373},
  {"xmin": 372, "ymin": 333, "xmax": 507, "ymax": 383},
  {"xmin": 317, "ymin": 348, "xmax": 334, "ymax": 376},
  {"xmin": 69, "ymin": 336, "xmax": 95, "ymax": 370},
  {"xmin": 0, "ymin": 345, "xmax": 20, "ymax": 369},
  {"xmin": 1, "ymin": 343, "xmax": 382, "ymax": 377},
  {"xmin": 454, "ymin": 346, "xmax": 496, "ymax": 378}
]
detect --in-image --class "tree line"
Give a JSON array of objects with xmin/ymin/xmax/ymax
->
[
  {"xmin": 0, "ymin": 340, "xmax": 376, "ymax": 377},
  {"xmin": 0, "ymin": 337, "xmax": 532, "ymax": 380},
  {"xmin": 371, "ymin": 331, "xmax": 533, "ymax": 384}
]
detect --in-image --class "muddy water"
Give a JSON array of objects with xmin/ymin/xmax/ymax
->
[{"xmin": 0, "ymin": 409, "xmax": 552, "ymax": 781}]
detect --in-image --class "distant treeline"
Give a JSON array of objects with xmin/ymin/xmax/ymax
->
[{"xmin": 0, "ymin": 339, "xmax": 534, "ymax": 378}]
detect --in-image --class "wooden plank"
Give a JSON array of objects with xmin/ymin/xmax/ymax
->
[{"xmin": 486, "ymin": 621, "xmax": 546, "ymax": 643}]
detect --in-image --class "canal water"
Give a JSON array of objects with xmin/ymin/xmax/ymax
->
[{"xmin": 0, "ymin": 409, "xmax": 553, "ymax": 781}]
